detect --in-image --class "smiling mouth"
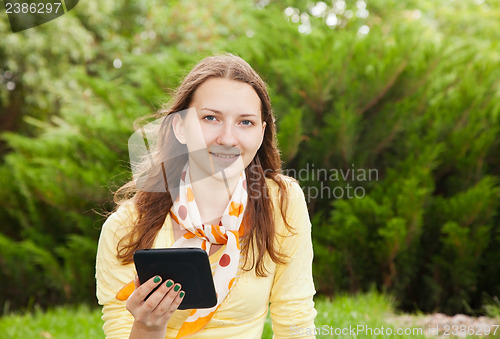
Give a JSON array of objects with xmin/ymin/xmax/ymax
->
[{"xmin": 209, "ymin": 152, "xmax": 240, "ymax": 159}]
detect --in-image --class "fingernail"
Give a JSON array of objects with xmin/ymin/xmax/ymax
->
[
  {"xmin": 166, "ymin": 280, "xmax": 173, "ymax": 288},
  {"xmin": 174, "ymin": 284, "xmax": 181, "ymax": 292},
  {"xmin": 179, "ymin": 291, "xmax": 185, "ymax": 298},
  {"xmin": 153, "ymin": 276, "xmax": 161, "ymax": 283}
]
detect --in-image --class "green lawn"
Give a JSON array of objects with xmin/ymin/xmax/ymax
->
[
  {"xmin": 0, "ymin": 304, "xmax": 103, "ymax": 339},
  {"xmin": 1, "ymin": 292, "xmax": 499, "ymax": 338}
]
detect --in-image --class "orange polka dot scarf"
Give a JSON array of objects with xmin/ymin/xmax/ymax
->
[{"xmin": 170, "ymin": 163, "xmax": 247, "ymax": 338}]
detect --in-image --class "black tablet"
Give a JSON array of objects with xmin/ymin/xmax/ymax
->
[{"xmin": 134, "ymin": 248, "xmax": 217, "ymax": 310}]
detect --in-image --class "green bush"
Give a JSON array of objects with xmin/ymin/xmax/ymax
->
[
  {"xmin": 241, "ymin": 1, "xmax": 500, "ymax": 314},
  {"xmin": 1, "ymin": 0, "xmax": 499, "ymax": 316}
]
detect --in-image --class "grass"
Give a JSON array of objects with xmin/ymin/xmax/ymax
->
[
  {"xmin": 310, "ymin": 291, "xmax": 427, "ymax": 338},
  {"xmin": 0, "ymin": 304, "xmax": 104, "ymax": 339},
  {"xmin": 1, "ymin": 292, "xmax": 499, "ymax": 338}
]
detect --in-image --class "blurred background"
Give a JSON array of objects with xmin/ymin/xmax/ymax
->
[{"xmin": 1, "ymin": 0, "xmax": 499, "ymax": 325}]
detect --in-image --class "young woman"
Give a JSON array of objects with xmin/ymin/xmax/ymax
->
[{"xmin": 96, "ymin": 54, "xmax": 317, "ymax": 338}]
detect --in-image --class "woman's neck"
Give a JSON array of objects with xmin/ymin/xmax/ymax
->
[{"xmin": 189, "ymin": 169, "xmax": 240, "ymax": 225}]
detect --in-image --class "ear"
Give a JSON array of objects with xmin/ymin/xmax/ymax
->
[
  {"xmin": 172, "ymin": 113, "xmax": 186, "ymax": 144},
  {"xmin": 258, "ymin": 121, "xmax": 267, "ymax": 148}
]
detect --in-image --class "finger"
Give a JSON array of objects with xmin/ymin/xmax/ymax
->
[
  {"xmin": 168, "ymin": 288, "xmax": 185, "ymax": 314},
  {"xmin": 162, "ymin": 289, "xmax": 185, "ymax": 320},
  {"xmin": 127, "ymin": 275, "xmax": 162, "ymax": 309},
  {"xmin": 156, "ymin": 283, "xmax": 184, "ymax": 317},
  {"xmin": 134, "ymin": 274, "xmax": 140, "ymax": 288},
  {"xmin": 143, "ymin": 279, "xmax": 176, "ymax": 313}
]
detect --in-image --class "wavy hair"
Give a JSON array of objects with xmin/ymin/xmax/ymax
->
[{"xmin": 114, "ymin": 53, "xmax": 293, "ymax": 276}]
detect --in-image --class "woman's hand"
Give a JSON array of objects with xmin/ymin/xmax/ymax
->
[{"xmin": 127, "ymin": 275, "xmax": 185, "ymax": 338}]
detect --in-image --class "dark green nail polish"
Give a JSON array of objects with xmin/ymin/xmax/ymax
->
[
  {"xmin": 166, "ymin": 280, "xmax": 173, "ymax": 288},
  {"xmin": 174, "ymin": 284, "xmax": 181, "ymax": 292},
  {"xmin": 179, "ymin": 291, "xmax": 185, "ymax": 298},
  {"xmin": 153, "ymin": 276, "xmax": 161, "ymax": 283}
]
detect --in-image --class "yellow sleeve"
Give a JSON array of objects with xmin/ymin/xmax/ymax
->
[
  {"xmin": 269, "ymin": 180, "xmax": 317, "ymax": 338},
  {"xmin": 95, "ymin": 203, "xmax": 137, "ymax": 339}
]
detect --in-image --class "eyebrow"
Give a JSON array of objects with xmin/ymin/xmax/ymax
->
[{"xmin": 200, "ymin": 107, "xmax": 258, "ymax": 118}]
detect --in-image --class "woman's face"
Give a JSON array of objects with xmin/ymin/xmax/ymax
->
[{"xmin": 174, "ymin": 77, "xmax": 266, "ymax": 184}]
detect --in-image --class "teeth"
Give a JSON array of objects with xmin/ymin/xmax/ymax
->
[{"xmin": 211, "ymin": 153, "xmax": 239, "ymax": 159}]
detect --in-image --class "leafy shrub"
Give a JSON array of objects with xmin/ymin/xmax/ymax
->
[{"xmin": 1, "ymin": 0, "xmax": 499, "ymax": 315}]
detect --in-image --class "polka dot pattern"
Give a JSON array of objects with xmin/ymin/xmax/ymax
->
[
  {"xmin": 219, "ymin": 254, "xmax": 230, "ymax": 267},
  {"xmin": 187, "ymin": 187, "xmax": 194, "ymax": 202},
  {"xmin": 170, "ymin": 163, "xmax": 247, "ymax": 337},
  {"xmin": 178, "ymin": 205, "xmax": 187, "ymax": 220}
]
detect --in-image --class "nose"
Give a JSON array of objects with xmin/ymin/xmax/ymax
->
[{"xmin": 215, "ymin": 124, "xmax": 238, "ymax": 147}]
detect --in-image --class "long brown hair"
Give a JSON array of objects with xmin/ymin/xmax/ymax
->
[{"xmin": 114, "ymin": 53, "xmax": 293, "ymax": 276}]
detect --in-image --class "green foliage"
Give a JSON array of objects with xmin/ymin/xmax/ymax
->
[
  {"xmin": 0, "ymin": 0, "xmax": 255, "ymax": 312},
  {"xmin": 227, "ymin": 0, "xmax": 500, "ymax": 314},
  {"xmin": 1, "ymin": 0, "xmax": 500, "ymax": 317}
]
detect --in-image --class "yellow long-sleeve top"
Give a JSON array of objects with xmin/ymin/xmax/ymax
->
[{"xmin": 96, "ymin": 178, "xmax": 317, "ymax": 338}]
